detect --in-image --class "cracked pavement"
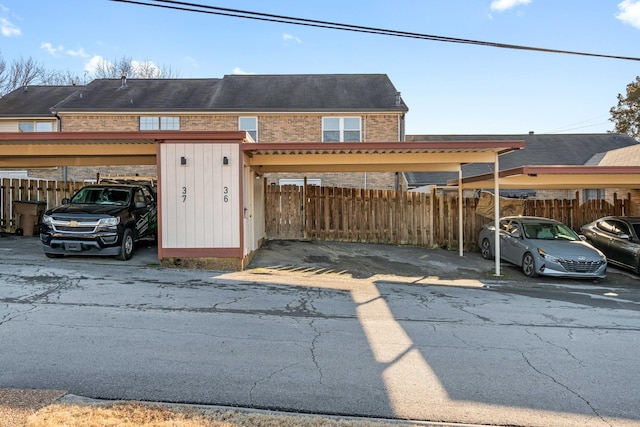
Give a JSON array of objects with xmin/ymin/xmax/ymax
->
[{"xmin": 1, "ymin": 236, "xmax": 640, "ymax": 426}]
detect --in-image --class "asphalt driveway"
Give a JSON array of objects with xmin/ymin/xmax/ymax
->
[{"xmin": 2, "ymin": 233, "xmax": 640, "ymax": 426}]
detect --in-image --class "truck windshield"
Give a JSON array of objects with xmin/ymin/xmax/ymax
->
[{"xmin": 71, "ymin": 187, "xmax": 130, "ymax": 205}]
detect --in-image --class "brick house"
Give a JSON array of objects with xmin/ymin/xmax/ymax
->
[{"xmin": 0, "ymin": 74, "xmax": 408, "ymax": 188}]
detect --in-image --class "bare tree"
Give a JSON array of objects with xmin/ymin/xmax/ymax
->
[
  {"xmin": 7, "ymin": 57, "xmax": 44, "ymax": 89},
  {"xmin": 0, "ymin": 51, "xmax": 180, "ymax": 96},
  {"xmin": 41, "ymin": 69, "xmax": 85, "ymax": 86},
  {"xmin": 0, "ymin": 53, "xmax": 7, "ymax": 93},
  {"xmin": 92, "ymin": 55, "xmax": 179, "ymax": 79}
]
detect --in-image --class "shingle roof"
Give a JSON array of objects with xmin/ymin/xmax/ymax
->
[
  {"xmin": 0, "ymin": 85, "xmax": 81, "ymax": 116},
  {"xmin": 49, "ymin": 74, "xmax": 408, "ymax": 113},
  {"xmin": 404, "ymin": 133, "xmax": 640, "ymax": 187}
]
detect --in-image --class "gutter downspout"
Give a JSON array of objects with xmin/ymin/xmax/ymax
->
[{"xmin": 53, "ymin": 111, "xmax": 68, "ymax": 184}]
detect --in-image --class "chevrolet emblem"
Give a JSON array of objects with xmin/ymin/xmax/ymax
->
[{"xmin": 69, "ymin": 221, "xmax": 79, "ymax": 227}]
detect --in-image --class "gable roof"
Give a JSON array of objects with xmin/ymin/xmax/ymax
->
[
  {"xmin": 47, "ymin": 74, "xmax": 408, "ymax": 113},
  {"xmin": 404, "ymin": 133, "xmax": 639, "ymax": 187},
  {"xmin": 0, "ymin": 85, "xmax": 82, "ymax": 117}
]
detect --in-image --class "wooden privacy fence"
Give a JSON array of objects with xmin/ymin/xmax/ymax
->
[
  {"xmin": 1, "ymin": 179, "xmax": 630, "ymax": 251},
  {"xmin": 266, "ymin": 185, "xmax": 630, "ymax": 251},
  {"xmin": 0, "ymin": 178, "xmax": 85, "ymax": 232}
]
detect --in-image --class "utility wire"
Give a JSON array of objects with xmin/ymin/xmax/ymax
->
[{"xmin": 110, "ymin": 0, "xmax": 640, "ymax": 62}]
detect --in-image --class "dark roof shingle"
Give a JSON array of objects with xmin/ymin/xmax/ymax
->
[
  {"xmin": 0, "ymin": 85, "xmax": 81, "ymax": 116},
  {"xmin": 49, "ymin": 74, "xmax": 408, "ymax": 113},
  {"xmin": 404, "ymin": 133, "xmax": 640, "ymax": 187}
]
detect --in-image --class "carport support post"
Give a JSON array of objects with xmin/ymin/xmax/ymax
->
[
  {"xmin": 494, "ymin": 153, "xmax": 501, "ymax": 276},
  {"xmin": 458, "ymin": 167, "xmax": 463, "ymax": 257}
]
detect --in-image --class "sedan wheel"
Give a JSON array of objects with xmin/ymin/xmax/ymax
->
[
  {"xmin": 522, "ymin": 252, "xmax": 538, "ymax": 277},
  {"xmin": 480, "ymin": 239, "xmax": 493, "ymax": 260}
]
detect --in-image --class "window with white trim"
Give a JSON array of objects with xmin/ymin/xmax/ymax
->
[
  {"xmin": 322, "ymin": 117, "xmax": 361, "ymax": 142},
  {"xmin": 19, "ymin": 121, "xmax": 54, "ymax": 132},
  {"xmin": 239, "ymin": 117, "xmax": 258, "ymax": 141},
  {"xmin": 139, "ymin": 116, "xmax": 180, "ymax": 130}
]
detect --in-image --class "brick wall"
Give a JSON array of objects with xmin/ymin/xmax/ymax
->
[
  {"xmin": 266, "ymin": 172, "xmax": 398, "ymax": 190},
  {"xmin": 61, "ymin": 115, "xmax": 138, "ymax": 131},
  {"xmin": 27, "ymin": 112, "xmax": 403, "ymax": 186}
]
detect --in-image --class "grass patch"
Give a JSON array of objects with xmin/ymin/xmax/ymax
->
[{"xmin": 24, "ymin": 402, "xmax": 408, "ymax": 427}]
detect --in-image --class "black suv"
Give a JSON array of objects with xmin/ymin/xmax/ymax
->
[{"xmin": 40, "ymin": 184, "xmax": 158, "ymax": 260}]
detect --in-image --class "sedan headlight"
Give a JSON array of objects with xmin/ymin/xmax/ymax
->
[
  {"xmin": 98, "ymin": 217, "xmax": 120, "ymax": 226},
  {"xmin": 537, "ymin": 248, "xmax": 561, "ymax": 263}
]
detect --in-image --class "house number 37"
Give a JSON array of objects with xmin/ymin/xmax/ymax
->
[{"xmin": 181, "ymin": 187, "xmax": 187, "ymax": 202}]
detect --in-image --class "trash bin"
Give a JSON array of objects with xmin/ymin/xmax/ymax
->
[{"xmin": 13, "ymin": 201, "xmax": 47, "ymax": 236}]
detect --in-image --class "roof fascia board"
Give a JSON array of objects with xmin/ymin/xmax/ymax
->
[
  {"xmin": 0, "ymin": 155, "xmax": 156, "ymax": 168},
  {"xmin": 53, "ymin": 109, "xmax": 407, "ymax": 115},
  {"xmin": 255, "ymin": 163, "xmax": 462, "ymax": 173}
]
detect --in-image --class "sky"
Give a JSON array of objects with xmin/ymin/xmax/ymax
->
[{"xmin": 1, "ymin": 0, "xmax": 639, "ymax": 136}]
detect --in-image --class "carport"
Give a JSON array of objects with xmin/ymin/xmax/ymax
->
[
  {"xmin": 1, "ymin": 131, "xmax": 524, "ymax": 271},
  {"xmin": 451, "ymin": 165, "xmax": 640, "ymax": 274}
]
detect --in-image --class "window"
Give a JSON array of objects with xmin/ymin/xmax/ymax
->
[
  {"xmin": 140, "ymin": 116, "xmax": 180, "ymax": 131},
  {"xmin": 19, "ymin": 121, "xmax": 53, "ymax": 132},
  {"xmin": 322, "ymin": 117, "xmax": 361, "ymax": 142},
  {"xmin": 584, "ymin": 189, "xmax": 605, "ymax": 200},
  {"xmin": 239, "ymin": 117, "xmax": 258, "ymax": 141}
]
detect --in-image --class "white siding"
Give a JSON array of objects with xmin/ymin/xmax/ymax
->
[
  {"xmin": 0, "ymin": 122, "xmax": 18, "ymax": 132},
  {"xmin": 160, "ymin": 143, "xmax": 240, "ymax": 249}
]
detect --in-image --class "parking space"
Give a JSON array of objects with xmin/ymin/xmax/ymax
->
[{"xmin": 2, "ymin": 232, "xmax": 639, "ymax": 291}]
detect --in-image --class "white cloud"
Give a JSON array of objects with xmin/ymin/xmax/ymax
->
[
  {"xmin": 183, "ymin": 55, "xmax": 199, "ymax": 69},
  {"xmin": 84, "ymin": 55, "xmax": 106, "ymax": 74},
  {"xmin": 131, "ymin": 60, "xmax": 162, "ymax": 78},
  {"xmin": 0, "ymin": 17, "xmax": 20, "ymax": 36},
  {"xmin": 66, "ymin": 47, "xmax": 89, "ymax": 58},
  {"xmin": 617, "ymin": 0, "xmax": 640, "ymax": 29},
  {"xmin": 283, "ymin": 33, "xmax": 302, "ymax": 43},
  {"xmin": 232, "ymin": 67, "xmax": 255, "ymax": 75},
  {"xmin": 40, "ymin": 42, "xmax": 64, "ymax": 56},
  {"xmin": 490, "ymin": 0, "xmax": 531, "ymax": 12}
]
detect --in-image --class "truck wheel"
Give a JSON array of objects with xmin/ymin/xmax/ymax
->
[{"xmin": 117, "ymin": 228, "xmax": 134, "ymax": 261}]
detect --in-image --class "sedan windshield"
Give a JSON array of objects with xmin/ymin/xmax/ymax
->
[{"xmin": 522, "ymin": 221, "xmax": 580, "ymax": 241}]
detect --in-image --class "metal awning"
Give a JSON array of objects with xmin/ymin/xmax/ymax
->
[
  {"xmin": 1, "ymin": 131, "xmax": 527, "ymax": 274},
  {"xmin": 451, "ymin": 165, "xmax": 640, "ymax": 189},
  {"xmin": 242, "ymin": 141, "xmax": 521, "ymax": 172}
]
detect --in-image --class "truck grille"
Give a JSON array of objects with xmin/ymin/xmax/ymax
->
[{"xmin": 51, "ymin": 217, "xmax": 101, "ymax": 233}]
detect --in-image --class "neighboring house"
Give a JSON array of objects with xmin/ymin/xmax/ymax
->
[
  {"xmin": 0, "ymin": 74, "xmax": 408, "ymax": 188},
  {"xmin": 404, "ymin": 133, "xmax": 640, "ymax": 202}
]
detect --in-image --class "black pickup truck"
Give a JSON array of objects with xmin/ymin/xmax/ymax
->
[{"xmin": 40, "ymin": 183, "xmax": 157, "ymax": 260}]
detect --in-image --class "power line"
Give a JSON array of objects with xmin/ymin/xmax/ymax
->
[{"xmin": 109, "ymin": 0, "xmax": 640, "ymax": 62}]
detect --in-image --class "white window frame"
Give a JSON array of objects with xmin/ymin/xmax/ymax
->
[
  {"xmin": 239, "ymin": 117, "xmax": 258, "ymax": 142},
  {"xmin": 18, "ymin": 120, "xmax": 54, "ymax": 132},
  {"xmin": 322, "ymin": 117, "xmax": 361, "ymax": 142},
  {"xmin": 139, "ymin": 116, "xmax": 180, "ymax": 131}
]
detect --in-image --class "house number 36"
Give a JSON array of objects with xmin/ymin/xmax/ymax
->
[{"xmin": 223, "ymin": 186, "xmax": 229, "ymax": 203}]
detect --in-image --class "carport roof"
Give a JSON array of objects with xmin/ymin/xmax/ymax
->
[
  {"xmin": 452, "ymin": 165, "xmax": 640, "ymax": 189},
  {"xmin": 242, "ymin": 141, "xmax": 523, "ymax": 172},
  {"xmin": 0, "ymin": 131, "xmax": 524, "ymax": 170}
]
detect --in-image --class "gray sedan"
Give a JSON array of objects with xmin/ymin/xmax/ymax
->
[{"xmin": 478, "ymin": 216, "xmax": 607, "ymax": 278}]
